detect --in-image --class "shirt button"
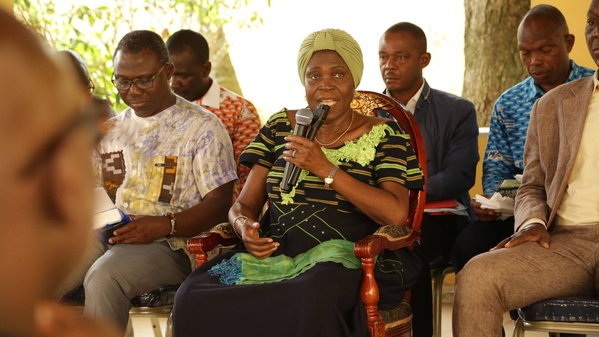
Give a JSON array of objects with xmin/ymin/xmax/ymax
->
[{"xmin": 123, "ymin": 202, "xmax": 129, "ymax": 208}]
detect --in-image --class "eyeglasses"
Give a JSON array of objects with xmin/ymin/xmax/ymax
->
[
  {"xmin": 111, "ymin": 63, "xmax": 170, "ymax": 91},
  {"xmin": 88, "ymin": 79, "xmax": 96, "ymax": 94},
  {"xmin": 19, "ymin": 100, "xmax": 102, "ymax": 177}
]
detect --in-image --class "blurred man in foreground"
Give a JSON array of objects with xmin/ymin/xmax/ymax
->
[{"xmin": 0, "ymin": 9, "xmax": 118, "ymax": 337}]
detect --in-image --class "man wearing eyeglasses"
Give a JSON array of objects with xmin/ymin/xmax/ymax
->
[{"xmin": 68, "ymin": 30, "xmax": 237, "ymax": 332}]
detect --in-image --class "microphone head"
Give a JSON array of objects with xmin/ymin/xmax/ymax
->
[
  {"xmin": 314, "ymin": 104, "xmax": 330, "ymax": 120},
  {"xmin": 295, "ymin": 108, "xmax": 313, "ymax": 126}
]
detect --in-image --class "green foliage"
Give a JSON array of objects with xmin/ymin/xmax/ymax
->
[{"xmin": 13, "ymin": 0, "xmax": 267, "ymax": 112}]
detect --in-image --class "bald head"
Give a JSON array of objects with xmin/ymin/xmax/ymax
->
[
  {"xmin": 516, "ymin": 4, "xmax": 574, "ymax": 92},
  {"xmin": 519, "ymin": 4, "xmax": 569, "ymax": 38}
]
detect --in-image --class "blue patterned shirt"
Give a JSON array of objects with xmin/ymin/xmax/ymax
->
[{"xmin": 483, "ymin": 60, "xmax": 595, "ymax": 194}]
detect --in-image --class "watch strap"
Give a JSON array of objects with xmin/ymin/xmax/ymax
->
[{"xmin": 324, "ymin": 166, "xmax": 338, "ymax": 188}]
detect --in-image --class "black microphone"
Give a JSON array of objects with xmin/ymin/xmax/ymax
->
[
  {"xmin": 307, "ymin": 104, "xmax": 330, "ymax": 139},
  {"xmin": 280, "ymin": 108, "xmax": 313, "ymax": 193},
  {"xmin": 284, "ymin": 104, "xmax": 331, "ymax": 192}
]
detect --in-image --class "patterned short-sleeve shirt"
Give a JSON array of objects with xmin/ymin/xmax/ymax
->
[{"xmin": 95, "ymin": 96, "xmax": 237, "ymax": 250}]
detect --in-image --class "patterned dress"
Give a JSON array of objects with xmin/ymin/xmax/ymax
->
[{"xmin": 173, "ymin": 109, "xmax": 424, "ymax": 337}]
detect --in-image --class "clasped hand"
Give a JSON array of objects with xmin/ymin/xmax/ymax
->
[{"xmin": 108, "ymin": 215, "xmax": 170, "ymax": 245}]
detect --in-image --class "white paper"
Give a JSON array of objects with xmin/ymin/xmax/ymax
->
[
  {"xmin": 92, "ymin": 187, "xmax": 122, "ymax": 229},
  {"xmin": 474, "ymin": 193, "xmax": 514, "ymax": 220},
  {"xmin": 93, "ymin": 187, "xmax": 115, "ymax": 213}
]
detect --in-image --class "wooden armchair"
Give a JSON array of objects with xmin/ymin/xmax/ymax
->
[{"xmin": 188, "ymin": 90, "xmax": 427, "ymax": 337}]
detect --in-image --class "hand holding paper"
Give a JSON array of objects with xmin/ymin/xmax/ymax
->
[{"xmin": 474, "ymin": 193, "xmax": 515, "ymax": 220}]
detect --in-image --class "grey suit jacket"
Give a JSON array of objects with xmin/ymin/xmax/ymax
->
[{"xmin": 514, "ymin": 75, "xmax": 595, "ymax": 230}]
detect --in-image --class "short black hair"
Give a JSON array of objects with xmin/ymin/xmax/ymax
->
[
  {"xmin": 384, "ymin": 22, "xmax": 427, "ymax": 53},
  {"xmin": 166, "ymin": 29, "xmax": 209, "ymax": 64},
  {"xmin": 113, "ymin": 30, "xmax": 169, "ymax": 64}
]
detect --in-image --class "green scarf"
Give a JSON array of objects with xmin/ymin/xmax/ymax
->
[{"xmin": 208, "ymin": 239, "xmax": 360, "ymax": 285}]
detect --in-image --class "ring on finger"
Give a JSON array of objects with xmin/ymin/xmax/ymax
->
[{"xmin": 292, "ymin": 149, "xmax": 297, "ymax": 158}]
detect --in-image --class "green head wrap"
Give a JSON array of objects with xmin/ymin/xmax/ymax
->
[{"xmin": 297, "ymin": 28, "xmax": 363, "ymax": 88}]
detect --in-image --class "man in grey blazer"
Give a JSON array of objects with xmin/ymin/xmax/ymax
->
[{"xmin": 453, "ymin": 0, "xmax": 599, "ymax": 335}]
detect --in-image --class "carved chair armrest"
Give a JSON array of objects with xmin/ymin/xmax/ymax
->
[
  {"xmin": 354, "ymin": 224, "xmax": 420, "ymax": 259},
  {"xmin": 353, "ymin": 224, "xmax": 420, "ymax": 337},
  {"xmin": 187, "ymin": 222, "xmax": 241, "ymax": 268}
]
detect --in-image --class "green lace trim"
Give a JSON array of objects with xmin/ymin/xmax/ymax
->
[{"xmin": 280, "ymin": 123, "xmax": 394, "ymax": 204}]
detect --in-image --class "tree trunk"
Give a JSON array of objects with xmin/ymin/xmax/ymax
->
[
  {"xmin": 209, "ymin": 26, "xmax": 244, "ymax": 97},
  {"xmin": 463, "ymin": 0, "xmax": 530, "ymax": 126}
]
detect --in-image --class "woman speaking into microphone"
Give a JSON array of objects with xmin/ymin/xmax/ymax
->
[{"xmin": 173, "ymin": 28, "xmax": 424, "ymax": 337}]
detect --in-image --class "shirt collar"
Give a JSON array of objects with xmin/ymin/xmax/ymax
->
[
  {"xmin": 593, "ymin": 70, "xmax": 599, "ymax": 94},
  {"xmin": 406, "ymin": 80, "xmax": 425, "ymax": 113},
  {"xmin": 194, "ymin": 78, "xmax": 220, "ymax": 108},
  {"xmin": 524, "ymin": 77, "xmax": 545, "ymax": 102},
  {"xmin": 382, "ymin": 80, "xmax": 424, "ymax": 115}
]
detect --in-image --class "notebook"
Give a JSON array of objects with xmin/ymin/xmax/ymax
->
[{"xmin": 92, "ymin": 187, "xmax": 130, "ymax": 242}]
